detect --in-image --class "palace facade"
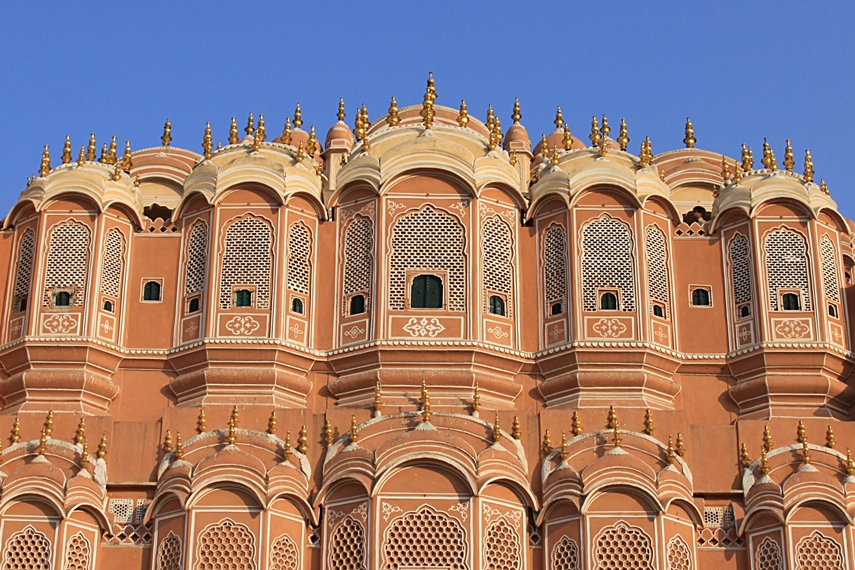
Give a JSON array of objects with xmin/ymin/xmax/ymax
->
[{"xmin": 0, "ymin": 76, "xmax": 852, "ymax": 570}]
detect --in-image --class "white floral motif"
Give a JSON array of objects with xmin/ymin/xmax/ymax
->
[
  {"xmin": 449, "ymin": 501, "xmax": 469, "ymax": 521},
  {"xmin": 549, "ymin": 323, "xmax": 564, "ymax": 340},
  {"xmin": 387, "ymin": 200, "xmax": 406, "ymax": 216},
  {"xmin": 344, "ymin": 325, "xmax": 365, "ymax": 339},
  {"xmin": 775, "ymin": 319, "xmax": 810, "ymax": 339},
  {"xmin": 654, "ymin": 327, "xmax": 667, "ymax": 342},
  {"xmin": 340, "ymin": 202, "xmax": 375, "ymax": 223},
  {"xmin": 352, "ymin": 502, "xmax": 368, "ymax": 522},
  {"xmin": 185, "ymin": 321, "xmax": 199, "ymax": 336},
  {"xmin": 592, "ymin": 318, "xmax": 627, "ymax": 338},
  {"xmin": 381, "ymin": 502, "xmax": 403, "ymax": 522},
  {"xmin": 44, "ymin": 313, "xmax": 78, "ymax": 334},
  {"xmin": 478, "ymin": 202, "xmax": 516, "ymax": 223},
  {"xmin": 449, "ymin": 201, "xmax": 469, "ymax": 215},
  {"xmin": 327, "ymin": 509, "xmax": 346, "ymax": 527},
  {"xmin": 100, "ymin": 319, "xmax": 114, "ymax": 334},
  {"xmin": 289, "ymin": 323, "xmax": 304, "ymax": 337},
  {"xmin": 402, "ymin": 317, "xmax": 445, "ymax": 338},
  {"xmin": 487, "ymin": 326, "xmax": 509, "ymax": 339},
  {"xmin": 482, "ymin": 504, "xmax": 523, "ymax": 529},
  {"xmin": 225, "ymin": 316, "xmax": 260, "ymax": 336}
]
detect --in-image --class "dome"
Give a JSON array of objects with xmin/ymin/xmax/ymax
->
[
  {"xmin": 504, "ymin": 122, "xmax": 531, "ymax": 152},
  {"xmin": 325, "ymin": 121, "xmax": 354, "ymax": 151}
]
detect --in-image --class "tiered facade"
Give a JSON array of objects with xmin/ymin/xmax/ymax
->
[{"xmin": 0, "ymin": 78, "xmax": 853, "ymax": 570}]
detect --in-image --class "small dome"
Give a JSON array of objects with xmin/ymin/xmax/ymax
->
[
  {"xmin": 325, "ymin": 121, "xmax": 354, "ymax": 151},
  {"xmin": 290, "ymin": 127, "xmax": 309, "ymax": 150},
  {"xmin": 503, "ymin": 122, "xmax": 530, "ymax": 151}
]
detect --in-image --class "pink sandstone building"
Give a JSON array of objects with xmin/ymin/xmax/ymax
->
[{"xmin": 0, "ymin": 76, "xmax": 851, "ymax": 569}]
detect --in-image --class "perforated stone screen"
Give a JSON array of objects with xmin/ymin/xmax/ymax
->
[
  {"xmin": 13, "ymin": 229, "xmax": 35, "ymax": 301},
  {"xmin": 593, "ymin": 521, "xmax": 653, "ymax": 569},
  {"xmin": 796, "ymin": 531, "xmax": 844, "ymax": 570},
  {"xmin": 65, "ymin": 532, "xmax": 91, "ymax": 570},
  {"xmin": 543, "ymin": 224, "xmax": 567, "ymax": 311},
  {"xmin": 645, "ymin": 225, "xmax": 669, "ymax": 316},
  {"xmin": 381, "ymin": 506, "xmax": 468, "ymax": 570},
  {"xmin": 389, "ymin": 206, "xmax": 466, "ymax": 311},
  {"xmin": 287, "ymin": 223, "xmax": 312, "ymax": 294},
  {"xmin": 195, "ymin": 519, "xmax": 255, "ymax": 570},
  {"xmin": 100, "ymin": 228, "xmax": 125, "ymax": 298},
  {"xmin": 755, "ymin": 537, "xmax": 783, "ymax": 570},
  {"xmin": 482, "ymin": 216, "xmax": 514, "ymax": 317},
  {"xmin": 42, "ymin": 220, "xmax": 91, "ymax": 307},
  {"xmin": 729, "ymin": 234, "xmax": 752, "ymax": 306},
  {"xmin": 108, "ymin": 498, "xmax": 135, "ymax": 524},
  {"xmin": 219, "ymin": 217, "xmax": 273, "ymax": 309},
  {"xmin": 2, "ymin": 525, "xmax": 52, "ymax": 570},
  {"xmin": 270, "ymin": 534, "xmax": 299, "ymax": 570},
  {"xmin": 666, "ymin": 535, "xmax": 691, "ymax": 570},
  {"xmin": 484, "ymin": 518, "xmax": 521, "ymax": 570},
  {"xmin": 551, "ymin": 536, "xmax": 579, "ymax": 570},
  {"xmin": 764, "ymin": 228, "xmax": 811, "ymax": 311},
  {"xmin": 820, "ymin": 235, "xmax": 840, "ymax": 302},
  {"xmin": 185, "ymin": 221, "xmax": 208, "ymax": 297},
  {"xmin": 158, "ymin": 532, "xmax": 182, "ymax": 570},
  {"xmin": 342, "ymin": 216, "xmax": 373, "ymax": 315},
  {"xmin": 329, "ymin": 516, "xmax": 366, "ymax": 570},
  {"xmin": 581, "ymin": 215, "xmax": 635, "ymax": 312}
]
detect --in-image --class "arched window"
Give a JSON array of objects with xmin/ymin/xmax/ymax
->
[
  {"xmin": 43, "ymin": 220, "xmax": 91, "ymax": 307},
  {"xmin": 782, "ymin": 292, "xmax": 801, "ymax": 311},
  {"xmin": 821, "ymin": 235, "xmax": 841, "ymax": 302},
  {"xmin": 646, "ymin": 225, "xmax": 670, "ymax": 318},
  {"xmin": 235, "ymin": 289, "xmax": 252, "ymax": 308},
  {"xmin": 581, "ymin": 215, "xmax": 635, "ymax": 311},
  {"xmin": 219, "ymin": 217, "xmax": 272, "ymax": 309},
  {"xmin": 100, "ymin": 228, "xmax": 125, "ymax": 299},
  {"xmin": 54, "ymin": 291, "xmax": 72, "ymax": 307},
  {"xmin": 349, "ymin": 294, "xmax": 366, "ymax": 316},
  {"xmin": 829, "ymin": 304, "xmax": 838, "ymax": 318},
  {"xmin": 291, "ymin": 297, "xmax": 304, "ymax": 314},
  {"xmin": 550, "ymin": 302, "xmax": 563, "ymax": 316},
  {"xmin": 489, "ymin": 295, "xmax": 506, "ymax": 316},
  {"xmin": 287, "ymin": 222, "xmax": 312, "ymax": 295},
  {"xmin": 188, "ymin": 297, "xmax": 200, "ymax": 313},
  {"xmin": 600, "ymin": 292, "xmax": 617, "ymax": 310},
  {"xmin": 103, "ymin": 300, "xmax": 114, "ymax": 312},
  {"xmin": 482, "ymin": 216, "xmax": 514, "ymax": 318},
  {"xmin": 12, "ymin": 229, "xmax": 35, "ymax": 314},
  {"xmin": 740, "ymin": 305, "xmax": 750, "ymax": 318},
  {"xmin": 143, "ymin": 281, "xmax": 161, "ymax": 301},
  {"xmin": 411, "ymin": 275, "xmax": 443, "ymax": 309},
  {"xmin": 543, "ymin": 224, "xmax": 568, "ymax": 316},
  {"xmin": 764, "ymin": 227, "xmax": 811, "ymax": 311},
  {"xmin": 691, "ymin": 288, "xmax": 710, "ymax": 306},
  {"xmin": 184, "ymin": 221, "xmax": 208, "ymax": 298},
  {"xmin": 653, "ymin": 304, "xmax": 664, "ymax": 318},
  {"xmin": 729, "ymin": 233, "xmax": 753, "ymax": 318}
]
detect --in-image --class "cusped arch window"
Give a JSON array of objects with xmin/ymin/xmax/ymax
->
[{"xmin": 411, "ymin": 275, "xmax": 443, "ymax": 309}]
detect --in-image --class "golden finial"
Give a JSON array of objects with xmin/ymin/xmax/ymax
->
[
  {"xmin": 256, "ymin": 114, "xmax": 266, "ymax": 143},
  {"xmin": 107, "ymin": 136, "xmax": 118, "ymax": 165},
  {"xmin": 759, "ymin": 447, "xmax": 769, "ymax": 476},
  {"xmin": 121, "ymin": 141, "xmax": 132, "ymax": 172},
  {"xmin": 820, "ymin": 178, "xmax": 829, "ymax": 195},
  {"xmin": 683, "ymin": 117, "xmax": 696, "ymax": 148},
  {"xmin": 721, "ymin": 155, "xmax": 731, "ymax": 180},
  {"xmin": 349, "ymin": 415, "xmax": 359, "ymax": 444},
  {"xmin": 597, "ymin": 136, "xmax": 608, "ymax": 158},
  {"xmin": 196, "ymin": 409, "xmax": 206, "ymax": 433},
  {"xmin": 666, "ymin": 435, "xmax": 676, "ymax": 464},
  {"xmin": 75, "ymin": 417, "xmax": 86, "ymax": 445},
  {"xmin": 61, "ymin": 135, "xmax": 72, "ymax": 164},
  {"xmin": 540, "ymin": 134, "xmax": 549, "ymax": 156},
  {"xmin": 283, "ymin": 431, "xmax": 292, "ymax": 459},
  {"xmin": 337, "ymin": 98, "xmax": 346, "ymax": 122},
  {"xmin": 373, "ymin": 381, "xmax": 383, "ymax": 417},
  {"xmin": 601, "ymin": 115, "xmax": 611, "ymax": 138},
  {"xmin": 421, "ymin": 91, "xmax": 435, "ymax": 130},
  {"xmin": 37, "ymin": 427, "xmax": 47, "ymax": 456},
  {"xmin": 554, "ymin": 106, "xmax": 563, "ymax": 129},
  {"xmin": 422, "ymin": 388, "xmax": 432, "ymax": 423},
  {"xmin": 741, "ymin": 143, "xmax": 752, "ymax": 171},
  {"xmin": 617, "ymin": 118, "xmax": 629, "ymax": 151},
  {"xmin": 44, "ymin": 410, "xmax": 53, "ymax": 438},
  {"xmin": 511, "ymin": 98, "xmax": 522, "ymax": 124},
  {"xmin": 295, "ymin": 141, "xmax": 305, "ymax": 162},
  {"xmin": 77, "ymin": 145, "xmax": 85, "ymax": 166},
  {"xmin": 99, "ymin": 142, "xmax": 109, "ymax": 164},
  {"xmin": 542, "ymin": 429, "xmax": 553, "ymax": 454},
  {"xmin": 457, "ymin": 100, "xmax": 469, "ymax": 127},
  {"xmin": 486, "ymin": 105, "xmax": 495, "ymax": 129},
  {"xmin": 244, "ymin": 113, "xmax": 254, "ymax": 136},
  {"xmin": 797, "ymin": 420, "xmax": 806, "ymax": 444},
  {"xmin": 420, "ymin": 378, "xmax": 427, "ymax": 408},
  {"xmin": 228, "ymin": 117, "xmax": 239, "ymax": 145},
  {"xmin": 613, "ymin": 421, "xmax": 622, "ymax": 448},
  {"xmin": 134, "ymin": 174, "xmax": 141, "ymax": 188},
  {"xmin": 607, "ymin": 405, "xmax": 617, "ymax": 429},
  {"xmin": 86, "ymin": 133, "xmax": 96, "ymax": 161},
  {"xmin": 80, "ymin": 438, "xmax": 89, "ymax": 467},
  {"xmin": 783, "ymin": 138, "xmax": 795, "ymax": 171},
  {"xmin": 763, "ymin": 425, "xmax": 773, "ymax": 451},
  {"xmin": 388, "ymin": 96, "xmax": 400, "ymax": 126},
  {"xmin": 353, "ymin": 105, "xmax": 365, "ymax": 141},
  {"xmin": 426, "ymin": 71, "xmax": 437, "ymax": 102},
  {"xmin": 733, "ymin": 160, "xmax": 742, "ymax": 183},
  {"xmin": 491, "ymin": 116, "xmax": 502, "ymax": 150},
  {"xmin": 281, "ymin": 117, "xmax": 292, "ymax": 145},
  {"xmin": 826, "ymin": 425, "xmax": 836, "ymax": 449},
  {"xmin": 644, "ymin": 409, "xmax": 654, "ymax": 435},
  {"xmin": 307, "ymin": 126, "xmax": 318, "ymax": 157},
  {"xmin": 675, "ymin": 432, "xmax": 685, "ymax": 457},
  {"xmin": 163, "ymin": 430, "xmax": 173, "ymax": 453},
  {"xmin": 847, "ymin": 447, "xmax": 854, "ymax": 476},
  {"xmin": 802, "ymin": 439, "xmax": 811, "ymax": 466},
  {"xmin": 589, "ymin": 115, "xmax": 601, "ymax": 147},
  {"xmin": 267, "ymin": 411, "xmax": 277, "ymax": 435},
  {"xmin": 803, "ymin": 149, "xmax": 815, "ymax": 182},
  {"xmin": 761, "ymin": 138, "xmax": 777, "ymax": 170},
  {"xmin": 659, "ymin": 168, "xmax": 666, "ymax": 182},
  {"xmin": 112, "ymin": 162, "xmax": 122, "ymax": 181},
  {"xmin": 11, "ymin": 418, "xmax": 20, "ymax": 444},
  {"xmin": 322, "ymin": 416, "xmax": 333, "ymax": 446},
  {"xmin": 552, "ymin": 145, "xmax": 561, "ymax": 165},
  {"xmin": 559, "ymin": 431, "xmax": 569, "ymax": 461},
  {"xmin": 161, "ymin": 119, "xmax": 172, "ymax": 146},
  {"xmin": 226, "ymin": 405, "xmax": 238, "ymax": 446},
  {"xmin": 563, "ymin": 124, "xmax": 573, "ymax": 150},
  {"xmin": 493, "ymin": 411, "xmax": 502, "ymax": 443},
  {"xmin": 639, "ymin": 136, "xmax": 652, "ymax": 168},
  {"xmin": 509, "ymin": 150, "xmax": 517, "ymax": 166},
  {"xmin": 202, "ymin": 122, "xmax": 213, "ymax": 159},
  {"xmin": 293, "ymin": 103, "xmax": 303, "ymax": 129},
  {"xmin": 362, "ymin": 132, "xmax": 370, "ymax": 153},
  {"xmin": 297, "ymin": 425, "xmax": 308, "ymax": 454},
  {"xmin": 97, "ymin": 434, "xmax": 107, "ymax": 459},
  {"xmin": 571, "ymin": 410, "xmax": 583, "ymax": 436},
  {"xmin": 173, "ymin": 431, "xmax": 183, "ymax": 461},
  {"xmin": 511, "ymin": 416, "xmax": 521, "ymax": 440},
  {"xmin": 360, "ymin": 104, "xmax": 370, "ymax": 131},
  {"xmin": 740, "ymin": 443, "xmax": 751, "ymax": 467},
  {"xmin": 39, "ymin": 145, "xmax": 51, "ymax": 178},
  {"xmin": 472, "ymin": 382, "xmax": 480, "ymax": 415}
]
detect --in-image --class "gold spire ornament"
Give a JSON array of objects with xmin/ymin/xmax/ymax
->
[
  {"xmin": 683, "ymin": 117, "xmax": 696, "ymax": 148},
  {"xmin": 675, "ymin": 432, "xmax": 685, "ymax": 457},
  {"xmin": 44, "ymin": 410, "xmax": 54, "ymax": 438},
  {"xmin": 733, "ymin": 160, "xmax": 742, "ymax": 183},
  {"xmin": 540, "ymin": 134, "xmax": 549, "ymax": 157},
  {"xmin": 37, "ymin": 428, "xmax": 47, "ymax": 456},
  {"xmin": 493, "ymin": 412, "xmax": 502, "ymax": 443},
  {"xmin": 97, "ymin": 434, "xmax": 107, "ymax": 459},
  {"xmin": 11, "ymin": 418, "xmax": 20, "ymax": 444},
  {"xmin": 61, "ymin": 135, "xmax": 72, "ymax": 164},
  {"xmin": 486, "ymin": 105, "xmax": 495, "ymax": 129},
  {"xmin": 826, "ymin": 425, "xmax": 836, "ymax": 449},
  {"xmin": 601, "ymin": 115, "xmax": 611, "ymax": 138},
  {"xmin": 294, "ymin": 103, "xmax": 303, "ymax": 129},
  {"xmin": 741, "ymin": 143, "xmax": 753, "ymax": 171},
  {"xmin": 39, "ymin": 145, "xmax": 51, "ymax": 178},
  {"xmin": 666, "ymin": 435, "xmax": 676, "ymax": 464},
  {"xmin": 783, "ymin": 138, "xmax": 795, "ymax": 171},
  {"xmin": 607, "ymin": 405, "xmax": 617, "ymax": 429},
  {"xmin": 554, "ymin": 106, "xmax": 563, "ymax": 129},
  {"xmin": 490, "ymin": 117, "xmax": 502, "ymax": 150},
  {"xmin": 761, "ymin": 138, "xmax": 777, "ymax": 170},
  {"xmin": 197, "ymin": 409, "xmax": 206, "ymax": 433},
  {"xmin": 297, "ymin": 425, "xmax": 308, "ymax": 454},
  {"xmin": 174, "ymin": 432, "xmax": 183, "ymax": 461},
  {"xmin": 281, "ymin": 117, "xmax": 292, "ymax": 145},
  {"xmin": 322, "ymin": 417, "xmax": 334, "ymax": 446},
  {"xmin": 559, "ymin": 432, "xmax": 569, "ymax": 461},
  {"xmin": 283, "ymin": 431, "xmax": 292, "ymax": 459},
  {"xmin": 802, "ymin": 439, "xmax": 811, "ymax": 466},
  {"xmin": 426, "ymin": 71, "xmax": 437, "ymax": 102},
  {"xmin": 542, "ymin": 429, "xmax": 553, "ymax": 454},
  {"xmin": 227, "ymin": 405, "xmax": 239, "ymax": 446},
  {"xmin": 512, "ymin": 98, "xmax": 522, "ymax": 124},
  {"xmin": 472, "ymin": 382, "xmax": 480, "ymax": 415},
  {"xmin": 613, "ymin": 421, "xmax": 622, "ymax": 448},
  {"xmin": 229, "ymin": 117, "xmax": 239, "ymax": 145},
  {"xmin": 306, "ymin": 126, "xmax": 318, "ymax": 157},
  {"xmin": 763, "ymin": 425, "xmax": 773, "ymax": 451},
  {"xmin": 509, "ymin": 150, "xmax": 517, "ymax": 166},
  {"xmin": 245, "ymin": 113, "xmax": 255, "ymax": 136},
  {"xmin": 721, "ymin": 155, "xmax": 731, "ymax": 180},
  {"xmin": 388, "ymin": 97, "xmax": 400, "ymax": 126},
  {"xmin": 80, "ymin": 439, "xmax": 89, "ymax": 467},
  {"xmin": 374, "ymin": 381, "xmax": 383, "ymax": 417},
  {"xmin": 75, "ymin": 417, "xmax": 86, "ymax": 445},
  {"xmin": 337, "ymin": 98, "xmax": 346, "ymax": 122},
  {"xmin": 457, "ymin": 100, "xmax": 469, "ymax": 127},
  {"xmin": 511, "ymin": 416, "xmax": 521, "ymax": 440},
  {"xmin": 740, "ymin": 443, "xmax": 751, "ymax": 467},
  {"xmin": 589, "ymin": 115, "xmax": 601, "ymax": 147},
  {"xmin": 820, "ymin": 178, "xmax": 829, "ymax": 195},
  {"xmin": 349, "ymin": 415, "xmax": 359, "ymax": 444},
  {"xmin": 563, "ymin": 125, "xmax": 573, "ymax": 150},
  {"xmin": 163, "ymin": 430, "xmax": 173, "ymax": 453},
  {"xmin": 99, "ymin": 143, "xmax": 109, "ymax": 164},
  {"xmin": 759, "ymin": 447, "xmax": 769, "ymax": 476},
  {"xmin": 106, "ymin": 136, "xmax": 118, "ymax": 165},
  {"xmin": 421, "ymin": 387, "xmax": 432, "ymax": 423},
  {"xmin": 617, "ymin": 118, "xmax": 629, "ymax": 151},
  {"xmin": 598, "ymin": 136, "xmax": 607, "ymax": 158},
  {"xmin": 552, "ymin": 145, "xmax": 561, "ymax": 165},
  {"xmin": 353, "ymin": 105, "xmax": 365, "ymax": 141},
  {"xmin": 847, "ymin": 447, "xmax": 855, "ymax": 477},
  {"xmin": 639, "ymin": 136, "xmax": 652, "ymax": 168},
  {"xmin": 803, "ymin": 149, "xmax": 815, "ymax": 182},
  {"xmin": 268, "ymin": 411, "xmax": 277, "ymax": 435},
  {"xmin": 295, "ymin": 141, "xmax": 305, "ymax": 162},
  {"xmin": 162, "ymin": 119, "xmax": 172, "ymax": 146},
  {"xmin": 644, "ymin": 409, "xmax": 654, "ymax": 435},
  {"xmin": 112, "ymin": 162, "xmax": 122, "ymax": 181},
  {"xmin": 360, "ymin": 104, "xmax": 370, "ymax": 131},
  {"xmin": 797, "ymin": 420, "xmax": 806, "ymax": 444},
  {"xmin": 202, "ymin": 122, "xmax": 213, "ymax": 159},
  {"xmin": 86, "ymin": 133, "xmax": 97, "ymax": 161},
  {"xmin": 121, "ymin": 141, "xmax": 132, "ymax": 172},
  {"xmin": 257, "ymin": 114, "xmax": 266, "ymax": 143},
  {"xmin": 571, "ymin": 410, "xmax": 583, "ymax": 436},
  {"xmin": 77, "ymin": 145, "xmax": 85, "ymax": 166},
  {"xmin": 421, "ymin": 91, "xmax": 435, "ymax": 130}
]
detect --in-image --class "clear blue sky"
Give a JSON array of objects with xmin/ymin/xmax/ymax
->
[{"xmin": 1, "ymin": 2, "xmax": 853, "ymax": 218}]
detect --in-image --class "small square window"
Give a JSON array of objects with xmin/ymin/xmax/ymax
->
[
  {"xmin": 291, "ymin": 297, "xmax": 305, "ymax": 315},
  {"xmin": 550, "ymin": 301, "xmax": 563, "ymax": 316},
  {"xmin": 140, "ymin": 278, "xmax": 164, "ymax": 303},
  {"xmin": 689, "ymin": 285, "xmax": 713, "ymax": 307},
  {"xmin": 234, "ymin": 289, "xmax": 253, "ymax": 308},
  {"xmin": 50, "ymin": 288, "xmax": 74, "ymax": 309},
  {"xmin": 187, "ymin": 296, "xmax": 201, "ymax": 314},
  {"xmin": 737, "ymin": 303, "xmax": 751, "ymax": 320},
  {"xmin": 652, "ymin": 302, "xmax": 665, "ymax": 318},
  {"xmin": 349, "ymin": 294, "xmax": 366, "ymax": 316},
  {"xmin": 597, "ymin": 289, "xmax": 619, "ymax": 311}
]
